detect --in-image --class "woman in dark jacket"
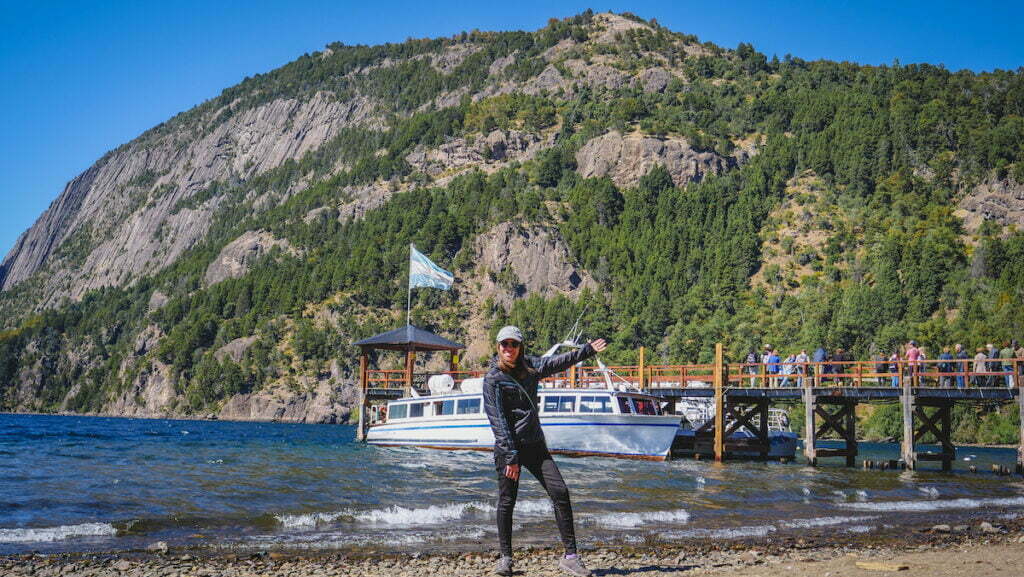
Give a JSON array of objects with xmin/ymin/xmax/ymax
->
[{"xmin": 483, "ymin": 325, "xmax": 606, "ymax": 577}]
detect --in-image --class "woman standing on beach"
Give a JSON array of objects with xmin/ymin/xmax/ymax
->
[{"xmin": 483, "ymin": 325, "xmax": 606, "ymax": 577}]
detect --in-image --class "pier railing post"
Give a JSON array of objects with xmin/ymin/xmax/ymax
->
[
  {"xmin": 639, "ymin": 346, "xmax": 647, "ymax": 391},
  {"xmin": 357, "ymin": 352, "xmax": 368, "ymax": 442},
  {"xmin": 714, "ymin": 343, "xmax": 725, "ymax": 462},
  {"xmin": 803, "ymin": 379, "xmax": 816, "ymax": 465}
]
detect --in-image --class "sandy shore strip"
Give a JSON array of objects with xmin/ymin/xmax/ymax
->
[{"xmin": 3, "ymin": 519, "xmax": 1024, "ymax": 577}]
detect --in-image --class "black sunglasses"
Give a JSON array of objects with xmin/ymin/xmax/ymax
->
[{"xmin": 499, "ymin": 340, "xmax": 521, "ymax": 348}]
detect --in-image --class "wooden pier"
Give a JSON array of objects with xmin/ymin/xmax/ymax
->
[{"xmin": 353, "ymin": 329, "xmax": 1024, "ymax": 472}]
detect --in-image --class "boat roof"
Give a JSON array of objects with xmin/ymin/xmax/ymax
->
[
  {"xmin": 389, "ymin": 388, "xmax": 659, "ymax": 402},
  {"xmin": 354, "ymin": 324, "xmax": 464, "ymax": 352}
]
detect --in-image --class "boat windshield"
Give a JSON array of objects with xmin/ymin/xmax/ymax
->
[
  {"xmin": 617, "ymin": 397, "xmax": 632, "ymax": 414},
  {"xmin": 631, "ymin": 397, "xmax": 660, "ymax": 415}
]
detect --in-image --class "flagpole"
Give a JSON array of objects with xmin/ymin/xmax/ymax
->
[{"xmin": 407, "ymin": 243, "xmax": 413, "ymax": 327}]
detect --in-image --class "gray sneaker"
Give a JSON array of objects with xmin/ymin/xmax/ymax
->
[
  {"xmin": 559, "ymin": 555, "xmax": 592, "ymax": 577},
  {"xmin": 494, "ymin": 555, "xmax": 513, "ymax": 576}
]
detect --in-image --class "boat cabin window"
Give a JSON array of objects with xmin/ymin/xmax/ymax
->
[
  {"xmin": 578, "ymin": 395, "xmax": 613, "ymax": 413},
  {"xmin": 409, "ymin": 403, "xmax": 426, "ymax": 418},
  {"xmin": 617, "ymin": 397, "xmax": 633, "ymax": 414},
  {"xmin": 543, "ymin": 395, "xmax": 576, "ymax": 413},
  {"xmin": 631, "ymin": 398, "xmax": 659, "ymax": 415},
  {"xmin": 389, "ymin": 403, "xmax": 408, "ymax": 419},
  {"xmin": 434, "ymin": 399, "xmax": 455, "ymax": 416},
  {"xmin": 457, "ymin": 398, "xmax": 481, "ymax": 414}
]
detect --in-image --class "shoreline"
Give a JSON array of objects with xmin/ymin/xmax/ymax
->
[
  {"xmin": 0, "ymin": 410, "xmax": 354, "ymax": 426},
  {"xmin": 2, "ymin": 412, "xmax": 1020, "ymax": 451},
  {"xmin": 4, "ymin": 519, "xmax": 1024, "ymax": 576}
]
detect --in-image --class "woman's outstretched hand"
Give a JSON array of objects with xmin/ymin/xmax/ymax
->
[
  {"xmin": 504, "ymin": 464, "xmax": 520, "ymax": 481},
  {"xmin": 590, "ymin": 338, "xmax": 608, "ymax": 353}
]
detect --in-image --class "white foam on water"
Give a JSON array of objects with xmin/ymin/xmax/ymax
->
[
  {"xmin": 513, "ymin": 499, "xmax": 553, "ymax": 516},
  {"xmin": 594, "ymin": 509, "xmax": 691, "ymax": 529},
  {"xmin": 662, "ymin": 524, "xmax": 776, "ymax": 540},
  {"xmin": 778, "ymin": 515, "xmax": 878, "ymax": 529},
  {"xmin": 0, "ymin": 523, "xmax": 117, "ymax": 544},
  {"xmin": 917, "ymin": 486, "xmax": 940, "ymax": 498},
  {"xmin": 353, "ymin": 501, "xmax": 495, "ymax": 526},
  {"xmin": 276, "ymin": 511, "xmax": 348, "ymax": 529},
  {"xmin": 845, "ymin": 525, "xmax": 875, "ymax": 534},
  {"xmin": 840, "ymin": 496, "xmax": 1024, "ymax": 513},
  {"xmin": 239, "ymin": 527, "xmax": 489, "ymax": 549},
  {"xmin": 855, "ymin": 490, "xmax": 868, "ymax": 502}
]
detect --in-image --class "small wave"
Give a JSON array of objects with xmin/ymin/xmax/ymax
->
[
  {"xmin": 514, "ymin": 499, "xmax": 553, "ymax": 516},
  {"xmin": 354, "ymin": 501, "xmax": 494, "ymax": 526},
  {"xmin": 662, "ymin": 524, "xmax": 775, "ymax": 539},
  {"xmin": 0, "ymin": 523, "xmax": 116, "ymax": 544},
  {"xmin": 845, "ymin": 525, "xmax": 875, "ymax": 533},
  {"xmin": 594, "ymin": 509, "xmax": 690, "ymax": 529},
  {"xmin": 855, "ymin": 490, "xmax": 868, "ymax": 502},
  {"xmin": 917, "ymin": 486, "xmax": 939, "ymax": 498},
  {"xmin": 778, "ymin": 515, "xmax": 878, "ymax": 529},
  {"xmin": 840, "ymin": 496, "xmax": 1024, "ymax": 512},
  {"xmin": 278, "ymin": 501, "xmax": 499, "ymax": 530},
  {"xmin": 276, "ymin": 511, "xmax": 348, "ymax": 529}
]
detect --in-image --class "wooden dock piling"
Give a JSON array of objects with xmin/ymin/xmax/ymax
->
[
  {"xmin": 803, "ymin": 380, "xmax": 817, "ymax": 465},
  {"xmin": 713, "ymin": 343, "xmax": 725, "ymax": 462},
  {"xmin": 901, "ymin": 374, "xmax": 916, "ymax": 470}
]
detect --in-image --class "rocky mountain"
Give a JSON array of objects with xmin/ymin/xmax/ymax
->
[{"xmin": 2, "ymin": 11, "xmax": 1023, "ymax": 424}]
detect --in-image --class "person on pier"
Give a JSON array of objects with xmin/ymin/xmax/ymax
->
[
  {"xmin": 954, "ymin": 344, "xmax": 969, "ymax": 389},
  {"xmin": 483, "ymin": 325, "xmax": 607, "ymax": 577}
]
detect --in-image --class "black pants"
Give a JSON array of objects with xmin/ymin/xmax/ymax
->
[{"xmin": 495, "ymin": 443, "xmax": 576, "ymax": 557}]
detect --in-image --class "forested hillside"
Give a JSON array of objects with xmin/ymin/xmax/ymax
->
[{"xmin": 1, "ymin": 12, "xmax": 1023, "ymax": 433}]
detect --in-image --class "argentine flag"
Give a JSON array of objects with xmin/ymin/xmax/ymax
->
[{"xmin": 409, "ymin": 244, "xmax": 454, "ymax": 290}]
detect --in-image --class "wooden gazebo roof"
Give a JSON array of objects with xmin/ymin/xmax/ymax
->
[{"xmin": 353, "ymin": 324, "xmax": 464, "ymax": 352}]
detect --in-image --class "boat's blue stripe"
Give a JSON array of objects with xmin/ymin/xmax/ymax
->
[
  {"xmin": 368, "ymin": 441, "xmax": 666, "ymax": 457},
  {"xmin": 373, "ymin": 421, "xmax": 679, "ymax": 432}
]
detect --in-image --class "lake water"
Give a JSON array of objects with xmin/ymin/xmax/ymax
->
[{"xmin": 3, "ymin": 413, "xmax": 1024, "ymax": 555}]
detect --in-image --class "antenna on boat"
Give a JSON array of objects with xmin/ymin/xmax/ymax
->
[{"xmin": 565, "ymin": 303, "xmax": 589, "ymax": 347}]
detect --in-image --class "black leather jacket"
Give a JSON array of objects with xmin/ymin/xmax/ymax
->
[{"xmin": 482, "ymin": 343, "xmax": 596, "ymax": 466}]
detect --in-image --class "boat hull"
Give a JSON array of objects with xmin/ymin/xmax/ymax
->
[{"xmin": 366, "ymin": 414, "xmax": 680, "ymax": 461}]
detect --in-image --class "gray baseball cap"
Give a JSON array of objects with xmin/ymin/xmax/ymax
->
[{"xmin": 496, "ymin": 326, "xmax": 523, "ymax": 343}]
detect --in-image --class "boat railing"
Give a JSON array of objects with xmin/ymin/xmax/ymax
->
[{"xmin": 365, "ymin": 369, "xmax": 408, "ymax": 392}]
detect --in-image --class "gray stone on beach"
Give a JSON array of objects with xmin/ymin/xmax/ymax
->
[{"xmin": 979, "ymin": 521, "xmax": 1003, "ymax": 534}]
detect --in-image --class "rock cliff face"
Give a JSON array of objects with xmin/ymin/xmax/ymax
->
[
  {"xmin": 575, "ymin": 130, "xmax": 733, "ymax": 188},
  {"xmin": 405, "ymin": 129, "xmax": 546, "ymax": 176},
  {"xmin": 958, "ymin": 176, "xmax": 1024, "ymax": 234},
  {"xmin": 217, "ymin": 379, "xmax": 353, "ymax": 424},
  {"xmin": 204, "ymin": 231, "xmax": 294, "ymax": 287},
  {"xmin": 1, "ymin": 91, "xmax": 375, "ymax": 305},
  {"xmin": 463, "ymin": 222, "xmax": 596, "ymax": 361}
]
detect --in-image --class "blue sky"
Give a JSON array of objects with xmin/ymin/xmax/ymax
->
[{"xmin": 1, "ymin": 0, "xmax": 1022, "ymax": 259}]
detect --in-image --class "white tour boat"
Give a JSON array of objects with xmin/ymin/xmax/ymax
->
[{"xmin": 365, "ymin": 347, "xmax": 681, "ymax": 461}]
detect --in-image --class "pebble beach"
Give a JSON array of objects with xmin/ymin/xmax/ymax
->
[{"xmin": 5, "ymin": 518, "xmax": 1024, "ymax": 577}]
